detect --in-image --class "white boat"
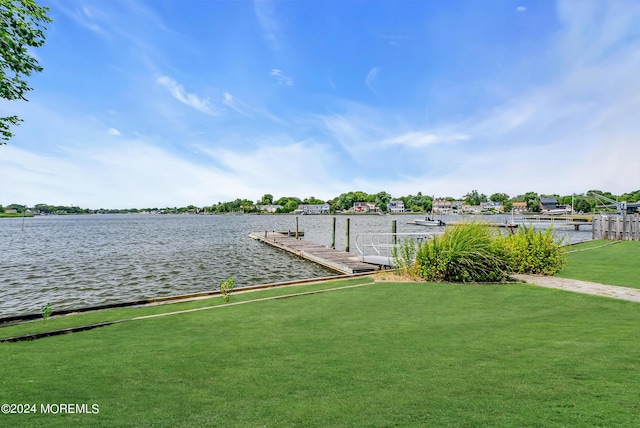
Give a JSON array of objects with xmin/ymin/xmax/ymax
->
[{"xmin": 413, "ymin": 217, "xmax": 446, "ymax": 226}]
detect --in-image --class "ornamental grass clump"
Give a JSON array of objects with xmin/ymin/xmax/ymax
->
[
  {"xmin": 415, "ymin": 222, "xmax": 510, "ymax": 283},
  {"xmin": 503, "ymin": 225, "xmax": 567, "ymax": 275}
]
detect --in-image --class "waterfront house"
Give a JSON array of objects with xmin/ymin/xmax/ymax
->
[
  {"xmin": 481, "ymin": 201, "xmax": 504, "ymax": 212},
  {"xmin": 461, "ymin": 204, "xmax": 482, "ymax": 214},
  {"xmin": 256, "ymin": 204, "xmax": 283, "ymax": 213},
  {"xmin": 296, "ymin": 203, "xmax": 331, "ymax": 215},
  {"xmin": 512, "ymin": 202, "xmax": 528, "ymax": 214},
  {"xmin": 539, "ymin": 197, "xmax": 560, "ymax": 211},
  {"xmin": 539, "ymin": 197, "xmax": 571, "ymax": 215},
  {"xmin": 353, "ymin": 202, "xmax": 379, "ymax": 213},
  {"xmin": 433, "ymin": 200, "xmax": 453, "ymax": 214},
  {"xmin": 387, "ymin": 200, "xmax": 405, "ymax": 213}
]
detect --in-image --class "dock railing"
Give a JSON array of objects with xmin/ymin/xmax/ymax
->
[{"xmin": 354, "ymin": 232, "xmax": 434, "ymax": 267}]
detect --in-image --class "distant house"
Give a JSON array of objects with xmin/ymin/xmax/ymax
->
[
  {"xmin": 512, "ymin": 202, "xmax": 528, "ymax": 214},
  {"xmin": 539, "ymin": 198, "xmax": 560, "ymax": 211},
  {"xmin": 451, "ymin": 201, "xmax": 464, "ymax": 212},
  {"xmin": 481, "ymin": 201, "xmax": 504, "ymax": 212},
  {"xmin": 353, "ymin": 202, "xmax": 378, "ymax": 213},
  {"xmin": 295, "ymin": 203, "xmax": 331, "ymax": 215},
  {"xmin": 461, "ymin": 204, "xmax": 482, "ymax": 214},
  {"xmin": 539, "ymin": 197, "xmax": 571, "ymax": 214},
  {"xmin": 4, "ymin": 209, "xmax": 17, "ymax": 214},
  {"xmin": 433, "ymin": 200, "xmax": 452, "ymax": 214},
  {"xmin": 256, "ymin": 204, "xmax": 283, "ymax": 213},
  {"xmin": 387, "ymin": 200, "xmax": 405, "ymax": 213}
]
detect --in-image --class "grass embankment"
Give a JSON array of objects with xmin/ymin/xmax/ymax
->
[
  {"xmin": 0, "ymin": 213, "xmax": 34, "ymax": 218},
  {"xmin": 1, "ymin": 276, "xmax": 639, "ymax": 426},
  {"xmin": 557, "ymin": 240, "xmax": 640, "ymax": 289}
]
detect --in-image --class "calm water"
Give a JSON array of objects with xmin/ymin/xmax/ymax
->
[{"xmin": 0, "ymin": 213, "xmax": 591, "ymax": 316}]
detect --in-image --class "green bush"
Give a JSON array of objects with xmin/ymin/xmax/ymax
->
[
  {"xmin": 502, "ymin": 225, "xmax": 567, "ymax": 275},
  {"xmin": 415, "ymin": 222, "xmax": 510, "ymax": 282}
]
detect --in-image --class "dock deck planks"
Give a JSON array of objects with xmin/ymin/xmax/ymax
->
[{"xmin": 248, "ymin": 231, "xmax": 379, "ymax": 274}]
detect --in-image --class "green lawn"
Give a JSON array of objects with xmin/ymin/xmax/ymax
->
[
  {"xmin": 1, "ymin": 279, "xmax": 639, "ymax": 427},
  {"xmin": 557, "ymin": 240, "xmax": 640, "ymax": 288}
]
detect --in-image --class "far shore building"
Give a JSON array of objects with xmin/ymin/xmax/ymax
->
[
  {"xmin": 353, "ymin": 202, "xmax": 379, "ymax": 213},
  {"xmin": 433, "ymin": 200, "xmax": 453, "ymax": 214},
  {"xmin": 460, "ymin": 204, "xmax": 482, "ymax": 214},
  {"xmin": 512, "ymin": 202, "xmax": 528, "ymax": 214},
  {"xmin": 295, "ymin": 203, "xmax": 331, "ymax": 215},
  {"xmin": 387, "ymin": 200, "xmax": 405, "ymax": 213},
  {"xmin": 256, "ymin": 204, "xmax": 283, "ymax": 213},
  {"xmin": 481, "ymin": 201, "xmax": 504, "ymax": 212}
]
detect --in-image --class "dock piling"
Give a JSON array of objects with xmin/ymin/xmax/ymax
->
[
  {"xmin": 345, "ymin": 218, "xmax": 350, "ymax": 252},
  {"xmin": 331, "ymin": 217, "xmax": 336, "ymax": 249},
  {"xmin": 391, "ymin": 220, "xmax": 397, "ymax": 245}
]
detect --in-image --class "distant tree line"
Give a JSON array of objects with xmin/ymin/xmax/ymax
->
[{"xmin": 2, "ymin": 189, "xmax": 639, "ymax": 215}]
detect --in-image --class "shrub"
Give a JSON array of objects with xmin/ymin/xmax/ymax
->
[
  {"xmin": 415, "ymin": 222, "xmax": 510, "ymax": 283},
  {"xmin": 219, "ymin": 276, "xmax": 235, "ymax": 302},
  {"xmin": 391, "ymin": 237, "xmax": 418, "ymax": 276},
  {"xmin": 503, "ymin": 225, "xmax": 567, "ymax": 275}
]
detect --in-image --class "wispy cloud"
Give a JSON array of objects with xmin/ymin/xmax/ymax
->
[
  {"xmin": 156, "ymin": 76, "xmax": 221, "ymax": 115},
  {"xmin": 254, "ymin": 0, "xmax": 281, "ymax": 52},
  {"xmin": 516, "ymin": 6, "xmax": 527, "ymax": 13},
  {"xmin": 222, "ymin": 92, "xmax": 284, "ymax": 124},
  {"xmin": 108, "ymin": 128, "xmax": 121, "ymax": 136},
  {"xmin": 383, "ymin": 132, "xmax": 469, "ymax": 148},
  {"xmin": 365, "ymin": 67, "xmax": 380, "ymax": 94},
  {"xmin": 269, "ymin": 69, "xmax": 293, "ymax": 86}
]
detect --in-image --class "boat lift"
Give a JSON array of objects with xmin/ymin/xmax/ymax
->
[{"xmin": 588, "ymin": 192, "xmax": 640, "ymax": 215}]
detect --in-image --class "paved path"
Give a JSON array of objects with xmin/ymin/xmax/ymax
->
[{"xmin": 513, "ymin": 274, "xmax": 640, "ymax": 303}]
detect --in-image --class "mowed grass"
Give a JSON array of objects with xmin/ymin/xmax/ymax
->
[
  {"xmin": 1, "ymin": 281, "xmax": 639, "ymax": 427},
  {"xmin": 557, "ymin": 240, "xmax": 640, "ymax": 288},
  {"xmin": 0, "ymin": 277, "xmax": 373, "ymax": 339}
]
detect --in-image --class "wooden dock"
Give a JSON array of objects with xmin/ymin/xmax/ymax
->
[{"xmin": 248, "ymin": 231, "xmax": 379, "ymax": 274}]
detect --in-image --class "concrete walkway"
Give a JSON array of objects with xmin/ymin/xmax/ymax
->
[{"xmin": 513, "ymin": 274, "xmax": 640, "ymax": 303}]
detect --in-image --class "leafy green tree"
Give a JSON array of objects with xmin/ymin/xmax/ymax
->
[
  {"xmin": 331, "ymin": 191, "xmax": 371, "ymax": 211},
  {"xmin": 620, "ymin": 189, "xmax": 640, "ymax": 202},
  {"xmin": 303, "ymin": 196, "xmax": 325, "ymax": 205},
  {"xmin": 274, "ymin": 196, "xmax": 301, "ymax": 213},
  {"xmin": 261, "ymin": 194, "xmax": 274, "ymax": 204},
  {"xmin": 521, "ymin": 191, "xmax": 540, "ymax": 213},
  {"xmin": 575, "ymin": 198, "xmax": 592, "ymax": 213},
  {"xmin": 489, "ymin": 193, "xmax": 509, "ymax": 203},
  {"xmin": 463, "ymin": 190, "xmax": 486, "ymax": 206},
  {"xmin": 374, "ymin": 191, "xmax": 391, "ymax": 212},
  {"xmin": 6, "ymin": 203, "xmax": 26, "ymax": 212},
  {"xmin": 1, "ymin": 0, "xmax": 52, "ymax": 142}
]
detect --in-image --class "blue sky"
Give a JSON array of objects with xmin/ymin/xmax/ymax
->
[{"xmin": 1, "ymin": 0, "xmax": 639, "ymax": 208}]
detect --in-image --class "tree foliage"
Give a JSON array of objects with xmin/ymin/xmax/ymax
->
[
  {"xmin": 463, "ymin": 190, "xmax": 487, "ymax": 206},
  {"xmin": 1, "ymin": 0, "xmax": 52, "ymax": 142}
]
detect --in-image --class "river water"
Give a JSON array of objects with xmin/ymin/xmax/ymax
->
[{"xmin": 0, "ymin": 213, "xmax": 591, "ymax": 317}]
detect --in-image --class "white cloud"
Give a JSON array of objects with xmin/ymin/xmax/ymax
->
[
  {"xmin": 383, "ymin": 132, "xmax": 468, "ymax": 148},
  {"xmin": 156, "ymin": 75, "xmax": 220, "ymax": 115},
  {"xmin": 269, "ymin": 69, "xmax": 293, "ymax": 86},
  {"xmin": 516, "ymin": 6, "xmax": 527, "ymax": 12},
  {"xmin": 365, "ymin": 67, "xmax": 379, "ymax": 93},
  {"xmin": 254, "ymin": 0, "xmax": 281, "ymax": 52},
  {"xmin": 108, "ymin": 128, "xmax": 121, "ymax": 136}
]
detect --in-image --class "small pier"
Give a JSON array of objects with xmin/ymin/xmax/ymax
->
[{"xmin": 249, "ymin": 231, "xmax": 379, "ymax": 274}]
